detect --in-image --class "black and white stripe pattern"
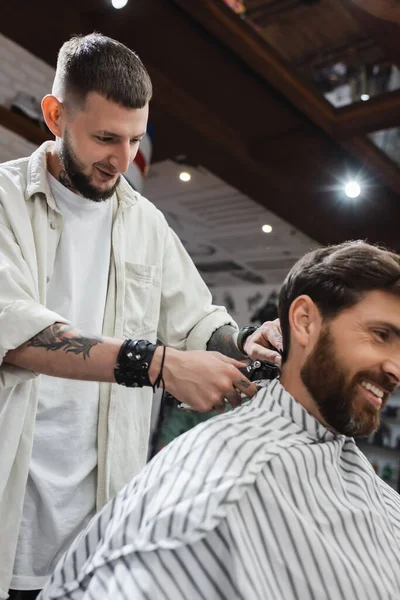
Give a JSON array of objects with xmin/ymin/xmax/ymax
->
[{"xmin": 39, "ymin": 381, "xmax": 400, "ymax": 600}]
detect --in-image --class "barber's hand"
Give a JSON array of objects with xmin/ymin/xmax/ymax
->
[
  {"xmin": 150, "ymin": 348, "xmax": 257, "ymax": 412},
  {"xmin": 243, "ymin": 318, "xmax": 283, "ymax": 366}
]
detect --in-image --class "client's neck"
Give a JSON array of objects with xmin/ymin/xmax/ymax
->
[{"xmin": 279, "ymin": 358, "xmax": 326, "ymax": 425}]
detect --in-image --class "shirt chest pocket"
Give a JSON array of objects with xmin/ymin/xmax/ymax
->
[{"xmin": 123, "ymin": 262, "xmax": 161, "ymax": 339}]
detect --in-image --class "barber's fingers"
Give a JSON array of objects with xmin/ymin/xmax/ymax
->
[
  {"xmin": 214, "ymin": 353, "xmax": 250, "ymax": 368},
  {"xmin": 170, "ymin": 351, "xmax": 256, "ymax": 413},
  {"xmin": 231, "ymin": 374, "xmax": 258, "ymax": 399},
  {"xmin": 214, "ymin": 389, "xmax": 245, "ymax": 413},
  {"xmin": 246, "ymin": 342, "xmax": 282, "ymax": 366},
  {"xmin": 213, "ymin": 399, "xmax": 228, "ymax": 415},
  {"xmin": 224, "ymin": 388, "xmax": 243, "ymax": 409},
  {"xmin": 243, "ymin": 319, "xmax": 283, "ymax": 365},
  {"xmin": 260, "ymin": 319, "xmax": 283, "ymax": 351},
  {"xmin": 206, "ymin": 353, "xmax": 257, "ymax": 398}
]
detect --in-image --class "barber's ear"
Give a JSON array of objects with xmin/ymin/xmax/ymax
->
[
  {"xmin": 42, "ymin": 95, "xmax": 64, "ymax": 138},
  {"xmin": 288, "ymin": 295, "xmax": 321, "ymax": 349}
]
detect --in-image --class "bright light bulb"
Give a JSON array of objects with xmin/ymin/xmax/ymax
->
[
  {"xmin": 262, "ymin": 224, "xmax": 273, "ymax": 233},
  {"xmin": 179, "ymin": 171, "xmax": 191, "ymax": 182},
  {"xmin": 345, "ymin": 181, "xmax": 361, "ymax": 199},
  {"xmin": 361, "ymin": 94, "xmax": 370, "ymax": 102},
  {"xmin": 111, "ymin": 0, "xmax": 128, "ymax": 8}
]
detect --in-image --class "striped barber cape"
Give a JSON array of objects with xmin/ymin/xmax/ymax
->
[{"xmin": 39, "ymin": 380, "xmax": 400, "ymax": 600}]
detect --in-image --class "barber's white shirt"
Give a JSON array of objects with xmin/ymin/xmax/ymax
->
[
  {"xmin": 12, "ymin": 174, "xmax": 113, "ymax": 590},
  {"xmin": 0, "ymin": 141, "xmax": 236, "ymax": 597},
  {"xmin": 40, "ymin": 380, "xmax": 400, "ymax": 600}
]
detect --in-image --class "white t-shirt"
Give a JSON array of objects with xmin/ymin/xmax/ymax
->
[{"xmin": 12, "ymin": 174, "xmax": 114, "ymax": 590}]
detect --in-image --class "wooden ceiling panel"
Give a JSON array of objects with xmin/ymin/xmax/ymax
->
[
  {"xmin": 2, "ymin": 0, "xmax": 400, "ymax": 251},
  {"xmin": 341, "ymin": 0, "xmax": 400, "ymax": 67},
  {"xmin": 245, "ymin": 0, "xmax": 364, "ymax": 65}
]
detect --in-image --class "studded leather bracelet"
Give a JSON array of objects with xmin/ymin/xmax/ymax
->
[{"xmin": 114, "ymin": 339, "xmax": 157, "ymax": 388}]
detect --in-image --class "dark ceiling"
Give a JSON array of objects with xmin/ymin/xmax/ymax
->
[{"xmin": 3, "ymin": 0, "xmax": 400, "ymax": 249}]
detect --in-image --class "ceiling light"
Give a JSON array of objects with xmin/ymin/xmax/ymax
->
[
  {"xmin": 360, "ymin": 94, "xmax": 370, "ymax": 101},
  {"xmin": 179, "ymin": 171, "xmax": 191, "ymax": 182},
  {"xmin": 262, "ymin": 224, "xmax": 273, "ymax": 233},
  {"xmin": 111, "ymin": 0, "xmax": 128, "ymax": 8},
  {"xmin": 345, "ymin": 181, "xmax": 361, "ymax": 199}
]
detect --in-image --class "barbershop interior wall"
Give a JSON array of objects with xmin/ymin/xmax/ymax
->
[
  {"xmin": 211, "ymin": 283, "xmax": 280, "ymax": 327},
  {"xmin": 364, "ymin": 395, "xmax": 400, "ymax": 491},
  {"xmin": 0, "ymin": 34, "xmax": 54, "ymax": 162}
]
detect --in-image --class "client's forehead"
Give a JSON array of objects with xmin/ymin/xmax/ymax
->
[{"xmin": 333, "ymin": 290, "xmax": 400, "ymax": 332}]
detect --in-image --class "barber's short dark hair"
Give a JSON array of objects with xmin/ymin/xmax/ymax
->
[
  {"xmin": 279, "ymin": 241, "xmax": 400, "ymax": 361},
  {"xmin": 53, "ymin": 33, "xmax": 152, "ymax": 109}
]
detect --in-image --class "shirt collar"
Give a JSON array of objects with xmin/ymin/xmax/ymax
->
[
  {"xmin": 255, "ymin": 379, "xmax": 343, "ymax": 443},
  {"xmin": 25, "ymin": 141, "xmax": 138, "ymax": 210},
  {"xmin": 25, "ymin": 141, "xmax": 55, "ymax": 205}
]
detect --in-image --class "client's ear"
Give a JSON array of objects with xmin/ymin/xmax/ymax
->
[{"xmin": 288, "ymin": 295, "xmax": 321, "ymax": 351}]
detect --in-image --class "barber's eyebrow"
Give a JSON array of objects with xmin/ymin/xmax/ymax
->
[{"xmin": 95, "ymin": 130, "xmax": 146, "ymax": 140}]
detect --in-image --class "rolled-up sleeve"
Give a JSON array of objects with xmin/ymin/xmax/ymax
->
[
  {"xmin": 157, "ymin": 227, "xmax": 237, "ymax": 351},
  {"xmin": 0, "ymin": 220, "xmax": 68, "ymax": 386}
]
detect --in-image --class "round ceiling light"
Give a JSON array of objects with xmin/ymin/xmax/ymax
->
[
  {"xmin": 262, "ymin": 224, "xmax": 273, "ymax": 233},
  {"xmin": 179, "ymin": 171, "xmax": 191, "ymax": 182},
  {"xmin": 111, "ymin": 0, "xmax": 128, "ymax": 8},
  {"xmin": 345, "ymin": 181, "xmax": 361, "ymax": 199}
]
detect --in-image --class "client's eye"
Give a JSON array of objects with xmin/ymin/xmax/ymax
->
[{"xmin": 373, "ymin": 329, "xmax": 389, "ymax": 342}]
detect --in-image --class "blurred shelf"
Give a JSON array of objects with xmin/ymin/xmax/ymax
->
[{"xmin": 0, "ymin": 105, "xmax": 53, "ymax": 146}]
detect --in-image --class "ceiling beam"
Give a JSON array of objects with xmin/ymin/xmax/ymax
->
[
  {"xmin": 173, "ymin": 0, "xmax": 335, "ymax": 135},
  {"xmin": 340, "ymin": 0, "xmax": 400, "ymax": 66},
  {"xmin": 334, "ymin": 89, "xmax": 400, "ymax": 137},
  {"xmin": 3, "ymin": 0, "xmax": 400, "ymax": 250},
  {"xmin": 345, "ymin": 0, "xmax": 400, "ymax": 25},
  {"xmin": 296, "ymin": 37, "xmax": 381, "ymax": 72},
  {"xmin": 173, "ymin": 0, "xmax": 400, "ymax": 196}
]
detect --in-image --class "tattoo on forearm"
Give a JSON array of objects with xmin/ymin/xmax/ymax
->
[
  {"xmin": 207, "ymin": 325, "xmax": 244, "ymax": 360},
  {"xmin": 27, "ymin": 323, "xmax": 103, "ymax": 360}
]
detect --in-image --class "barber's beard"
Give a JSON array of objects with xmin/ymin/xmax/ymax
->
[
  {"xmin": 300, "ymin": 326, "xmax": 392, "ymax": 437},
  {"xmin": 59, "ymin": 131, "xmax": 120, "ymax": 202}
]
